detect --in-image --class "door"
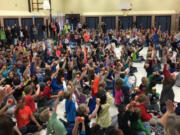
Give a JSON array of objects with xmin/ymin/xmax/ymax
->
[
  {"xmin": 86, "ymin": 17, "xmax": 99, "ymax": 29},
  {"xmin": 102, "ymin": 16, "xmax": 116, "ymax": 30},
  {"xmin": 4, "ymin": 18, "xmax": 19, "ymax": 28},
  {"xmin": 21, "ymin": 18, "xmax": 33, "ymax": 41},
  {"xmin": 35, "ymin": 18, "xmax": 44, "ymax": 40},
  {"xmin": 155, "ymin": 16, "xmax": 171, "ymax": 32},
  {"xmin": 136, "ymin": 16, "xmax": 151, "ymax": 29},
  {"xmin": 118, "ymin": 16, "xmax": 133, "ymax": 30}
]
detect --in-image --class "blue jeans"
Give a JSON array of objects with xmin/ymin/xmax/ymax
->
[{"xmin": 19, "ymin": 121, "xmax": 38, "ymax": 134}]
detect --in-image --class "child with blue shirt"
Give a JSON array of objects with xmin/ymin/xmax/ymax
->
[{"xmin": 64, "ymin": 85, "xmax": 77, "ymax": 123}]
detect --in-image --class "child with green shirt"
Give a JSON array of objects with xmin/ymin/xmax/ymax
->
[{"xmin": 39, "ymin": 92, "xmax": 67, "ymax": 135}]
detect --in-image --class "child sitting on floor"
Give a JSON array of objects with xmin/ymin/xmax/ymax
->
[
  {"xmin": 24, "ymin": 84, "xmax": 40, "ymax": 113},
  {"xmin": 64, "ymin": 85, "xmax": 77, "ymax": 123},
  {"xmin": 135, "ymin": 94, "xmax": 152, "ymax": 134},
  {"xmin": 15, "ymin": 96, "xmax": 42, "ymax": 134},
  {"xmin": 39, "ymin": 91, "xmax": 67, "ymax": 135},
  {"xmin": 147, "ymin": 87, "xmax": 160, "ymax": 115},
  {"xmin": 139, "ymin": 77, "xmax": 149, "ymax": 94},
  {"xmin": 114, "ymin": 79, "xmax": 124, "ymax": 106},
  {"xmin": 95, "ymin": 90, "xmax": 113, "ymax": 128},
  {"xmin": 76, "ymin": 101, "xmax": 100, "ymax": 135},
  {"xmin": 132, "ymin": 107, "xmax": 151, "ymax": 135}
]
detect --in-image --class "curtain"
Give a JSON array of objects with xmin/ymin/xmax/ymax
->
[
  {"xmin": 118, "ymin": 16, "xmax": 133, "ymax": 30},
  {"xmin": 136, "ymin": 16, "xmax": 151, "ymax": 29},
  {"xmin": 155, "ymin": 16, "xmax": 171, "ymax": 32},
  {"xmin": 4, "ymin": 18, "xmax": 19, "ymax": 28},
  {"xmin": 21, "ymin": 18, "xmax": 33, "ymax": 40},
  {"xmin": 102, "ymin": 17, "xmax": 116, "ymax": 30},
  {"xmin": 35, "ymin": 18, "xmax": 44, "ymax": 41},
  {"xmin": 86, "ymin": 17, "xmax": 99, "ymax": 29}
]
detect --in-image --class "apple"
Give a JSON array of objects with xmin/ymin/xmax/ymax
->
[
  {"xmin": 8, "ymin": 98, "xmax": 13, "ymax": 104},
  {"xmin": 5, "ymin": 85, "xmax": 11, "ymax": 91},
  {"xmin": 77, "ymin": 116, "xmax": 84, "ymax": 122},
  {"xmin": 77, "ymin": 116, "xmax": 81, "ymax": 121},
  {"xmin": 59, "ymin": 91, "xmax": 64, "ymax": 96},
  {"xmin": 135, "ymin": 87, "xmax": 139, "ymax": 91},
  {"xmin": 81, "ymin": 117, "xmax": 84, "ymax": 121},
  {"xmin": 135, "ymin": 95, "xmax": 139, "ymax": 101}
]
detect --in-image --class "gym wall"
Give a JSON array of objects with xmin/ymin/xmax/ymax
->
[{"xmin": 0, "ymin": 0, "xmax": 179, "ymax": 31}]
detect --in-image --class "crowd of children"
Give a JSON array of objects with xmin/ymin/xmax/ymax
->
[{"xmin": 0, "ymin": 23, "xmax": 180, "ymax": 135}]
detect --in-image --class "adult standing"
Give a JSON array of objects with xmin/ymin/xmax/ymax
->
[
  {"xmin": 160, "ymin": 77, "xmax": 175, "ymax": 113},
  {"xmin": 5, "ymin": 26, "xmax": 12, "ymax": 45}
]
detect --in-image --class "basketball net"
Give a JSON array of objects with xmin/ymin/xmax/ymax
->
[{"xmin": 121, "ymin": 9, "xmax": 129, "ymax": 16}]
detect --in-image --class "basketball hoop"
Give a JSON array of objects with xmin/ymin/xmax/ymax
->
[
  {"xmin": 121, "ymin": 9, "xmax": 130, "ymax": 16},
  {"xmin": 118, "ymin": 2, "xmax": 132, "ymax": 16}
]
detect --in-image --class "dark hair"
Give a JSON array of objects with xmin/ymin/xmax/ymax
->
[
  {"xmin": 44, "ymin": 76, "xmax": 51, "ymax": 83},
  {"xmin": 90, "ymin": 125, "xmax": 104, "ymax": 135},
  {"xmin": 98, "ymin": 83, "xmax": 106, "ymax": 89},
  {"xmin": 31, "ymin": 74, "xmax": 38, "ymax": 83},
  {"xmin": 120, "ymin": 73, "xmax": 125, "ymax": 79},
  {"xmin": 105, "ymin": 126, "xmax": 123, "ymax": 135},
  {"xmin": 118, "ymin": 104, "xmax": 125, "ymax": 114},
  {"xmin": 96, "ymin": 91, "xmax": 107, "ymax": 115},
  {"xmin": 56, "ymin": 68, "xmax": 64, "ymax": 85},
  {"xmin": 45, "ymin": 68, "xmax": 52, "ymax": 77},
  {"xmin": 115, "ymin": 79, "xmax": 123, "ymax": 90},
  {"xmin": 88, "ymin": 68, "xmax": 95, "ymax": 83},
  {"xmin": 0, "ymin": 115, "xmax": 14, "ymax": 135},
  {"xmin": 24, "ymin": 85, "xmax": 32, "ymax": 95},
  {"xmin": 163, "ymin": 77, "xmax": 175, "ymax": 85},
  {"xmin": 13, "ymin": 76, "xmax": 20, "ymax": 85},
  {"xmin": 15, "ymin": 96, "xmax": 25, "ymax": 115}
]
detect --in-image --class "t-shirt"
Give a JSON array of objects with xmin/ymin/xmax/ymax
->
[
  {"xmin": 15, "ymin": 106, "xmax": 32, "ymax": 128},
  {"xmin": 96, "ymin": 93, "xmax": 113, "ymax": 128},
  {"xmin": 25, "ymin": 95, "xmax": 36, "ymax": 113},
  {"xmin": 115, "ymin": 89, "xmax": 124, "ymax": 105},
  {"xmin": 65, "ymin": 99, "xmax": 76, "ymax": 122},
  {"xmin": 46, "ymin": 112, "xmax": 67, "ymax": 135},
  {"xmin": 43, "ymin": 86, "xmax": 52, "ymax": 99},
  {"xmin": 91, "ymin": 77, "xmax": 100, "ymax": 97}
]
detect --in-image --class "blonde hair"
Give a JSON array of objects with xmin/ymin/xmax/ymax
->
[
  {"xmin": 77, "ymin": 104, "xmax": 87, "ymax": 116},
  {"xmin": 165, "ymin": 114, "xmax": 180, "ymax": 135},
  {"xmin": 137, "ymin": 94, "xmax": 147, "ymax": 103}
]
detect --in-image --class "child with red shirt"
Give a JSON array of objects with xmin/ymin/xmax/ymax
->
[
  {"xmin": 43, "ymin": 77, "xmax": 58, "ymax": 109},
  {"xmin": 24, "ymin": 84, "xmax": 40, "ymax": 113},
  {"xmin": 135, "ymin": 94, "xmax": 152, "ymax": 133},
  {"xmin": 15, "ymin": 96, "xmax": 42, "ymax": 134}
]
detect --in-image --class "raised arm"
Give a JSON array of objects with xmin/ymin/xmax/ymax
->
[
  {"xmin": 89, "ymin": 98, "xmax": 100, "ymax": 120},
  {"xmin": 32, "ymin": 84, "xmax": 40, "ymax": 99},
  {"xmin": 53, "ymin": 92, "xmax": 63, "ymax": 113},
  {"xmin": 159, "ymin": 100, "xmax": 176, "ymax": 127}
]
